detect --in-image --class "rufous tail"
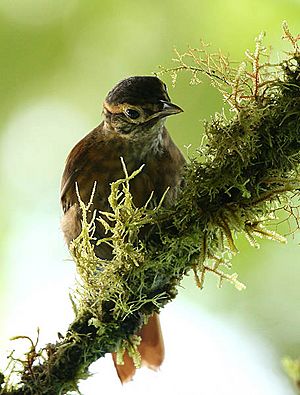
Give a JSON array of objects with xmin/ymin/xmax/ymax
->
[{"xmin": 112, "ymin": 313, "xmax": 164, "ymax": 384}]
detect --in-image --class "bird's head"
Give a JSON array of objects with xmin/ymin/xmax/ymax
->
[{"xmin": 103, "ymin": 76, "xmax": 183, "ymax": 137}]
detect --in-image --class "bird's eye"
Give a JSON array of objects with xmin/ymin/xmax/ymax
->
[{"xmin": 125, "ymin": 108, "xmax": 140, "ymax": 119}]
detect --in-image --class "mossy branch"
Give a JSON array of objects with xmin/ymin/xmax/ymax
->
[{"xmin": 1, "ymin": 23, "xmax": 300, "ymax": 394}]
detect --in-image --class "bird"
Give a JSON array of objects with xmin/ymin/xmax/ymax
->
[{"xmin": 60, "ymin": 75, "xmax": 185, "ymax": 383}]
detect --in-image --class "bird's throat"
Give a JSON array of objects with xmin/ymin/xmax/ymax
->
[{"xmin": 132, "ymin": 119, "xmax": 165, "ymax": 159}]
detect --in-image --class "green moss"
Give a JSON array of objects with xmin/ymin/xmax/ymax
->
[{"xmin": 283, "ymin": 357, "xmax": 300, "ymax": 393}]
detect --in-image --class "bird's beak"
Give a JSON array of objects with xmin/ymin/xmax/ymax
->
[{"xmin": 159, "ymin": 100, "xmax": 183, "ymax": 117}]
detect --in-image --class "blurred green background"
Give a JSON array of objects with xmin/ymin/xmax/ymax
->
[{"xmin": 0, "ymin": 1, "xmax": 299, "ymax": 394}]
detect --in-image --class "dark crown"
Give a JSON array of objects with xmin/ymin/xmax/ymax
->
[{"xmin": 105, "ymin": 76, "xmax": 170, "ymax": 106}]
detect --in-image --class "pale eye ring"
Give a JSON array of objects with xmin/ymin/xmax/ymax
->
[{"xmin": 125, "ymin": 108, "xmax": 140, "ymax": 119}]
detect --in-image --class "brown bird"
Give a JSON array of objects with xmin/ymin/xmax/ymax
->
[{"xmin": 60, "ymin": 76, "xmax": 185, "ymax": 383}]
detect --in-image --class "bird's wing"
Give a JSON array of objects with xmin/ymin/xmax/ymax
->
[
  {"xmin": 61, "ymin": 138, "xmax": 88, "ymax": 211},
  {"xmin": 60, "ymin": 121, "xmax": 114, "ymax": 212},
  {"xmin": 61, "ymin": 137, "xmax": 89, "ymax": 213}
]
